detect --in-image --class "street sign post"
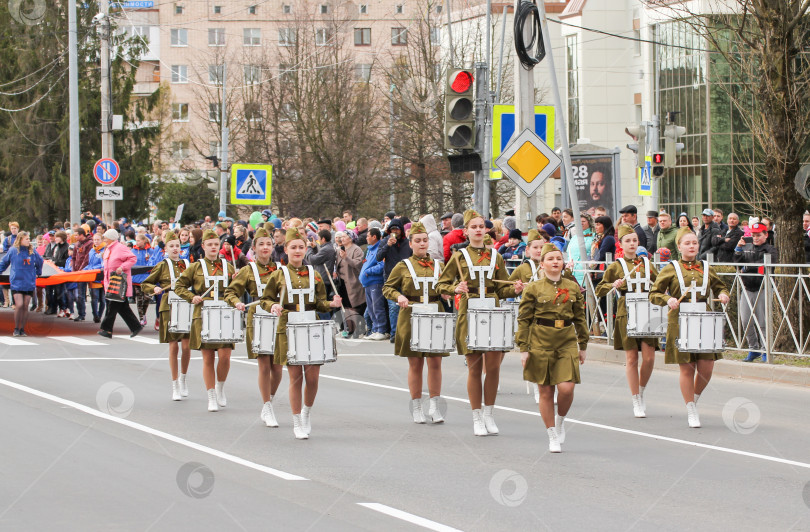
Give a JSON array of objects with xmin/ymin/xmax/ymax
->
[
  {"xmin": 495, "ymin": 128, "xmax": 561, "ymax": 197},
  {"xmin": 93, "ymin": 158, "xmax": 120, "ymax": 185},
  {"xmin": 230, "ymin": 164, "xmax": 272, "ymax": 205},
  {"xmin": 96, "ymin": 186, "xmax": 123, "ymax": 200}
]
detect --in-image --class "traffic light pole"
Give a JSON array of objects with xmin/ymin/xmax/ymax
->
[
  {"xmin": 650, "ymin": 114, "xmax": 660, "ymax": 211},
  {"xmin": 473, "ymin": 62, "xmax": 489, "ymax": 217},
  {"xmin": 514, "ymin": 0, "xmax": 535, "ymax": 232}
]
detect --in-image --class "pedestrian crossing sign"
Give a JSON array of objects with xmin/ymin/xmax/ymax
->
[
  {"xmin": 638, "ymin": 157, "xmax": 652, "ymax": 196},
  {"xmin": 230, "ymin": 164, "xmax": 272, "ymax": 205}
]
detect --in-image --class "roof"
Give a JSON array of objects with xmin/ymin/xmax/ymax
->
[{"xmin": 560, "ymin": 0, "xmax": 587, "ymax": 18}]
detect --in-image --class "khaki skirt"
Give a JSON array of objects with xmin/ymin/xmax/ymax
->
[
  {"xmin": 613, "ymin": 315, "xmax": 659, "ymax": 351},
  {"xmin": 523, "ymin": 323, "xmax": 581, "ymax": 386}
]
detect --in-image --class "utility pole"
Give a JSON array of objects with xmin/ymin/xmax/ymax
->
[
  {"xmin": 650, "ymin": 114, "xmax": 660, "ymax": 211},
  {"xmin": 514, "ymin": 0, "xmax": 535, "ymax": 232},
  {"xmin": 100, "ymin": 0, "xmax": 115, "ymax": 224},
  {"xmin": 473, "ymin": 62, "xmax": 488, "ymax": 216},
  {"xmin": 219, "ymin": 64, "xmax": 229, "ymax": 215},
  {"xmin": 68, "ymin": 0, "xmax": 81, "ymax": 224}
]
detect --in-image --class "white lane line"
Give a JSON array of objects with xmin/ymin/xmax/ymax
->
[
  {"xmin": 115, "ymin": 335, "xmax": 160, "ymax": 345},
  {"xmin": 357, "ymin": 503, "xmax": 463, "ymax": 532},
  {"xmin": 0, "ymin": 356, "xmax": 251, "ymax": 363},
  {"xmin": 48, "ymin": 336, "xmax": 107, "ymax": 346},
  {"xmin": 0, "ymin": 377, "xmax": 307, "ymax": 481},
  {"xmin": 0, "ymin": 337, "xmax": 38, "ymax": 346}
]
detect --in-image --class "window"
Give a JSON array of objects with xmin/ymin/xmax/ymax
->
[
  {"xmin": 355, "ymin": 63, "xmax": 371, "ymax": 82},
  {"xmin": 315, "ymin": 28, "xmax": 332, "ymax": 46},
  {"xmin": 319, "ymin": 4, "xmax": 329, "ymax": 14},
  {"xmin": 174, "ymin": 4, "xmax": 183, "ymax": 14},
  {"xmin": 171, "ymin": 140, "xmax": 189, "ymax": 158},
  {"xmin": 213, "ymin": 5, "xmax": 222, "ymax": 14},
  {"xmin": 248, "ymin": 5, "xmax": 257, "ymax": 14},
  {"xmin": 354, "ymin": 28, "xmax": 371, "ymax": 46},
  {"xmin": 172, "ymin": 103, "xmax": 189, "ymax": 122},
  {"xmin": 565, "ymin": 35, "xmax": 580, "ymax": 142},
  {"xmin": 282, "ymin": 4, "xmax": 291, "ymax": 13},
  {"xmin": 171, "ymin": 65, "xmax": 188, "ymax": 83},
  {"xmin": 128, "ymin": 26, "xmax": 149, "ymax": 38},
  {"xmin": 279, "ymin": 28, "xmax": 297, "ymax": 46},
  {"xmin": 243, "ymin": 28, "xmax": 261, "ymax": 46},
  {"xmin": 244, "ymin": 101, "xmax": 262, "ymax": 121},
  {"xmin": 244, "ymin": 65, "xmax": 261, "ymax": 85},
  {"xmin": 281, "ymin": 102, "xmax": 297, "ymax": 121},
  {"xmin": 429, "ymin": 27, "xmax": 440, "ymax": 45},
  {"xmin": 396, "ymin": 4, "xmax": 403, "ymax": 14},
  {"xmin": 209, "ymin": 103, "xmax": 221, "ymax": 122},
  {"xmin": 170, "ymin": 28, "xmax": 187, "ymax": 46},
  {"xmin": 436, "ymin": 5, "xmax": 442, "ymax": 13},
  {"xmin": 359, "ymin": 4, "xmax": 367, "ymax": 13},
  {"xmin": 208, "ymin": 64, "xmax": 223, "ymax": 85},
  {"xmin": 391, "ymin": 27, "xmax": 407, "ymax": 45},
  {"xmin": 208, "ymin": 28, "xmax": 225, "ymax": 46},
  {"xmin": 633, "ymin": 29, "xmax": 641, "ymax": 55}
]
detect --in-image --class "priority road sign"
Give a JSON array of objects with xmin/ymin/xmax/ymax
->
[
  {"xmin": 491, "ymin": 105, "xmax": 555, "ymax": 180},
  {"xmin": 230, "ymin": 164, "xmax": 272, "ymax": 205},
  {"xmin": 495, "ymin": 128, "xmax": 562, "ymax": 197},
  {"xmin": 94, "ymin": 158, "xmax": 120, "ymax": 185}
]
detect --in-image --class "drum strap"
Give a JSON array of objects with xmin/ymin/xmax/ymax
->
[
  {"xmin": 528, "ymin": 260, "xmax": 540, "ymax": 282},
  {"xmin": 459, "ymin": 248, "xmax": 496, "ymax": 280},
  {"xmin": 249, "ymin": 262, "xmax": 268, "ymax": 297},
  {"xmin": 281, "ymin": 265, "xmax": 315, "ymax": 304},
  {"xmin": 201, "ymin": 258, "xmax": 229, "ymax": 288},
  {"xmin": 403, "ymin": 258, "xmax": 439, "ymax": 290},
  {"xmin": 165, "ymin": 258, "xmax": 189, "ymax": 290},
  {"xmin": 672, "ymin": 260, "xmax": 709, "ymax": 296},
  {"xmin": 618, "ymin": 257, "xmax": 651, "ymax": 291}
]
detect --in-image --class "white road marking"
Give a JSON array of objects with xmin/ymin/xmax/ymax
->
[
  {"xmin": 0, "ymin": 337, "xmax": 38, "ymax": 346},
  {"xmin": 357, "ymin": 503, "xmax": 463, "ymax": 532},
  {"xmin": 115, "ymin": 335, "xmax": 160, "ymax": 345},
  {"xmin": 0, "ymin": 377, "xmax": 307, "ymax": 481},
  {"xmin": 48, "ymin": 336, "xmax": 107, "ymax": 346}
]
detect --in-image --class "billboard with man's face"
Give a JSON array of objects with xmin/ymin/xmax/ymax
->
[{"xmin": 571, "ymin": 155, "xmax": 615, "ymax": 219}]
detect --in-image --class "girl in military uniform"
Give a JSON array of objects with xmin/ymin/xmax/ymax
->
[
  {"xmin": 262, "ymin": 229, "xmax": 342, "ymax": 440},
  {"xmin": 141, "ymin": 231, "xmax": 191, "ymax": 401},
  {"xmin": 174, "ymin": 230, "xmax": 236, "ymax": 413},
  {"xmin": 595, "ymin": 224, "xmax": 660, "ymax": 418},
  {"xmin": 383, "ymin": 222, "xmax": 451, "ymax": 425},
  {"xmin": 517, "ymin": 243, "xmax": 588, "ymax": 453},
  {"xmin": 649, "ymin": 228, "xmax": 730, "ymax": 428},
  {"xmin": 509, "ymin": 230, "xmax": 545, "ymax": 284},
  {"xmin": 223, "ymin": 227, "xmax": 282, "ymax": 427},
  {"xmin": 437, "ymin": 210, "xmax": 524, "ymax": 437}
]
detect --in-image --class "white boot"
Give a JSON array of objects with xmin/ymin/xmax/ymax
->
[
  {"xmin": 292, "ymin": 413, "xmax": 309, "ymax": 439},
  {"xmin": 301, "ymin": 406, "xmax": 312, "ymax": 435},
  {"xmin": 639, "ymin": 385, "xmax": 646, "ymax": 411},
  {"xmin": 547, "ymin": 427, "xmax": 561, "ymax": 453},
  {"xmin": 632, "ymin": 394, "xmax": 646, "ymax": 418},
  {"xmin": 472, "ymin": 409, "xmax": 488, "ymax": 436},
  {"xmin": 261, "ymin": 401, "xmax": 279, "ymax": 427},
  {"xmin": 553, "ymin": 388, "xmax": 558, "ymax": 405},
  {"xmin": 207, "ymin": 388, "xmax": 218, "ymax": 412},
  {"xmin": 215, "ymin": 381, "xmax": 227, "ymax": 407},
  {"xmin": 428, "ymin": 397, "xmax": 444, "ymax": 424},
  {"xmin": 534, "ymin": 386, "xmax": 540, "ymax": 405},
  {"xmin": 179, "ymin": 373, "xmax": 188, "ymax": 397},
  {"xmin": 555, "ymin": 414, "xmax": 566, "ymax": 444},
  {"xmin": 411, "ymin": 399, "xmax": 426, "ymax": 424},
  {"xmin": 482, "ymin": 405, "xmax": 499, "ymax": 435},
  {"xmin": 686, "ymin": 401, "xmax": 701, "ymax": 428},
  {"xmin": 171, "ymin": 380, "xmax": 181, "ymax": 401}
]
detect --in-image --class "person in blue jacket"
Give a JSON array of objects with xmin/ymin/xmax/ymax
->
[
  {"xmin": 62, "ymin": 245, "xmax": 79, "ymax": 319},
  {"xmin": 83, "ymin": 232, "xmax": 106, "ymax": 323},
  {"xmin": 497, "ymin": 229, "xmax": 527, "ymax": 260},
  {"xmin": 0, "ymin": 231, "xmax": 43, "ymax": 336},
  {"xmin": 131, "ymin": 233, "xmax": 153, "ymax": 326},
  {"xmin": 359, "ymin": 227, "xmax": 389, "ymax": 340}
]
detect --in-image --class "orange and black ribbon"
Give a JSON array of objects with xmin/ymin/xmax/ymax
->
[
  {"xmin": 476, "ymin": 251, "xmax": 491, "ymax": 264},
  {"xmin": 176, "ymin": 261, "xmax": 186, "ymax": 273},
  {"xmin": 683, "ymin": 262, "xmax": 703, "ymax": 274},
  {"xmin": 297, "ymin": 269, "xmax": 309, "ymax": 277},
  {"xmin": 210, "ymin": 261, "xmax": 223, "ymax": 275},
  {"xmin": 417, "ymin": 259, "xmax": 434, "ymax": 270},
  {"xmin": 553, "ymin": 288, "xmax": 570, "ymax": 304}
]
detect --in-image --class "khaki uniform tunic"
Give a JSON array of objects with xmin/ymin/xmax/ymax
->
[
  {"xmin": 223, "ymin": 261, "xmax": 278, "ymax": 359},
  {"xmin": 516, "ymin": 276, "xmax": 588, "ymax": 385},
  {"xmin": 649, "ymin": 259, "xmax": 730, "ymax": 364},
  {"xmin": 174, "ymin": 257, "xmax": 235, "ymax": 351},
  {"xmin": 436, "ymin": 247, "xmax": 516, "ymax": 355},
  {"xmin": 382, "ymin": 255, "xmax": 450, "ymax": 358},
  {"xmin": 141, "ymin": 259, "xmax": 191, "ymax": 344},
  {"xmin": 260, "ymin": 265, "xmax": 331, "ymax": 366},
  {"xmin": 594, "ymin": 258, "xmax": 660, "ymax": 351}
]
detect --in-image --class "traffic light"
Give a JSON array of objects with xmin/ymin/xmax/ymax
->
[
  {"xmin": 664, "ymin": 123, "xmax": 686, "ymax": 168},
  {"xmin": 444, "ymin": 69, "xmax": 475, "ymax": 150},
  {"xmin": 625, "ymin": 125, "xmax": 647, "ymax": 168},
  {"xmin": 651, "ymin": 152, "xmax": 665, "ymax": 177}
]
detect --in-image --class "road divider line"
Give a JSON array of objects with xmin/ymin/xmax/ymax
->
[
  {"xmin": 0, "ymin": 356, "xmax": 250, "ymax": 363},
  {"xmin": 0, "ymin": 337, "xmax": 38, "ymax": 346},
  {"xmin": 116, "ymin": 335, "xmax": 160, "ymax": 345},
  {"xmin": 47, "ymin": 336, "xmax": 107, "ymax": 346},
  {"xmin": 357, "ymin": 503, "xmax": 463, "ymax": 532},
  {"xmin": 0, "ymin": 376, "xmax": 308, "ymax": 481}
]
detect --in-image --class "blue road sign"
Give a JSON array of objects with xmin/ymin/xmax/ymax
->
[
  {"xmin": 230, "ymin": 164, "xmax": 272, "ymax": 205},
  {"xmin": 94, "ymin": 158, "xmax": 120, "ymax": 185}
]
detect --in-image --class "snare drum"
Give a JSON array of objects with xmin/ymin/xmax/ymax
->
[
  {"xmin": 287, "ymin": 320, "xmax": 337, "ymax": 365},
  {"xmin": 501, "ymin": 300, "xmax": 520, "ymax": 331},
  {"xmin": 201, "ymin": 301, "xmax": 245, "ymax": 342},
  {"xmin": 467, "ymin": 308, "xmax": 516, "ymax": 351},
  {"xmin": 169, "ymin": 293, "xmax": 193, "ymax": 334},
  {"xmin": 252, "ymin": 307, "xmax": 278, "ymax": 355},
  {"xmin": 677, "ymin": 302, "xmax": 725, "ymax": 353},
  {"xmin": 626, "ymin": 293, "xmax": 667, "ymax": 337},
  {"xmin": 410, "ymin": 307, "xmax": 456, "ymax": 353}
]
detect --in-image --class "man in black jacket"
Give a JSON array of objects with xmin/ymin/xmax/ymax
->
[
  {"xmin": 44, "ymin": 231, "xmax": 70, "ymax": 315},
  {"xmin": 803, "ymin": 211, "xmax": 810, "ymax": 263},
  {"xmin": 618, "ymin": 205, "xmax": 647, "ymax": 249},
  {"xmin": 734, "ymin": 222, "xmax": 778, "ymax": 362},
  {"xmin": 698, "ymin": 208, "xmax": 722, "ymax": 260},
  {"xmin": 376, "ymin": 218, "xmax": 412, "ymax": 342},
  {"xmin": 715, "ymin": 212, "xmax": 744, "ymax": 262}
]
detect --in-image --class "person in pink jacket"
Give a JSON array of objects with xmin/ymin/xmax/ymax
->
[{"xmin": 98, "ymin": 229, "xmax": 143, "ymax": 338}]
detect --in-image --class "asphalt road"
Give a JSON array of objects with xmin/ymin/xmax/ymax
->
[{"xmin": 2, "ymin": 310, "xmax": 810, "ymax": 531}]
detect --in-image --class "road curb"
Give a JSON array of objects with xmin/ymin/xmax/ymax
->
[{"xmin": 586, "ymin": 343, "xmax": 809, "ymax": 387}]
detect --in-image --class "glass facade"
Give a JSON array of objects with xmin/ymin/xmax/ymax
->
[{"xmin": 654, "ymin": 21, "xmax": 763, "ymax": 218}]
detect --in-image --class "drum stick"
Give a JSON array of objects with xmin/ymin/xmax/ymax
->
[
  {"xmin": 199, "ymin": 284, "xmax": 216, "ymax": 299},
  {"xmin": 609, "ymin": 262, "xmax": 644, "ymax": 295},
  {"xmin": 667, "ymin": 291, "xmax": 691, "ymax": 314},
  {"xmin": 325, "ymin": 271, "xmax": 348, "ymax": 328},
  {"xmin": 492, "ymin": 279, "xmax": 516, "ymax": 285}
]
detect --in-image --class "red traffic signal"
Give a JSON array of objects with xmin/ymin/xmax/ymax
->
[
  {"xmin": 449, "ymin": 71, "xmax": 474, "ymax": 93},
  {"xmin": 652, "ymin": 152, "xmax": 664, "ymax": 164}
]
